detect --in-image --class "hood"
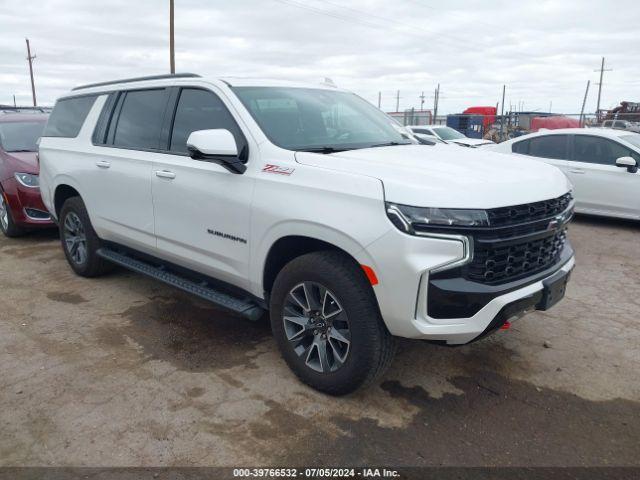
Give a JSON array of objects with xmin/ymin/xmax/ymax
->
[
  {"xmin": 295, "ymin": 144, "xmax": 571, "ymax": 209},
  {"xmin": 449, "ymin": 138, "xmax": 495, "ymax": 147},
  {"xmin": 2, "ymin": 151, "xmax": 39, "ymax": 178}
]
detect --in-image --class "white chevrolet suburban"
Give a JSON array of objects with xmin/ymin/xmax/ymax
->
[{"xmin": 39, "ymin": 73, "xmax": 575, "ymax": 395}]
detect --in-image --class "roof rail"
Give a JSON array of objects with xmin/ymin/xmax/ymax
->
[{"xmin": 72, "ymin": 73, "xmax": 201, "ymax": 91}]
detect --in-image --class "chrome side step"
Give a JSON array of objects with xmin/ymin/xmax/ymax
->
[{"xmin": 97, "ymin": 248, "xmax": 265, "ymax": 321}]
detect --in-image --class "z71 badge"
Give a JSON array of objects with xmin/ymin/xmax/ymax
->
[{"xmin": 262, "ymin": 164, "xmax": 295, "ymax": 176}]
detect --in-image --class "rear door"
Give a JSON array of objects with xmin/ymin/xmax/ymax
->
[
  {"xmin": 150, "ymin": 86, "xmax": 255, "ymax": 289},
  {"xmin": 88, "ymin": 88, "xmax": 170, "ymax": 251},
  {"xmin": 526, "ymin": 134, "xmax": 570, "ymax": 171},
  {"xmin": 509, "ymin": 134, "xmax": 570, "ymax": 173},
  {"xmin": 567, "ymin": 134, "xmax": 640, "ymax": 217}
]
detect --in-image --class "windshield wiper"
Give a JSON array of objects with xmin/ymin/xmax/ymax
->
[
  {"xmin": 365, "ymin": 141, "xmax": 412, "ymax": 149},
  {"xmin": 8, "ymin": 149, "xmax": 35, "ymax": 153},
  {"xmin": 297, "ymin": 146, "xmax": 350, "ymax": 154}
]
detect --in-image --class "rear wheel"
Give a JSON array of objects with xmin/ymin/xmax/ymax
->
[
  {"xmin": 0, "ymin": 188, "xmax": 26, "ymax": 238},
  {"xmin": 270, "ymin": 251, "xmax": 395, "ymax": 395},
  {"xmin": 59, "ymin": 196, "xmax": 113, "ymax": 277}
]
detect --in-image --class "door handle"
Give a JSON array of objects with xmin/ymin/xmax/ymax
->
[
  {"xmin": 155, "ymin": 170, "xmax": 176, "ymax": 179},
  {"xmin": 569, "ymin": 169, "xmax": 585, "ymax": 174},
  {"xmin": 96, "ymin": 160, "xmax": 111, "ymax": 169}
]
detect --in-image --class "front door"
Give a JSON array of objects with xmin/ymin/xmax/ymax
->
[
  {"xmin": 567, "ymin": 135, "xmax": 640, "ymax": 218},
  {"xmin": 151, "ymin": 87, "xmax": 255, "ymax": 290}
]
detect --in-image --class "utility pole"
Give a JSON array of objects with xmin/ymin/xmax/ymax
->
[
  {"xmin": 169, "ymin": 0, "xmax": 175, "ymax": 73},
  {"xmin": 499, "ymin": 85, "xmax": 506, "ymax": 141},
  {"xmin": 13, "ymin": 95, "xmax": 17, "ymax": 107},
  {"xmin": 25, "ymin": 38, "xmax": 37, "ymax": 107},
  {"xmin": 377, "ymin": 91, "xmax": 381, "ymax": 109},
  {"xmin": 419, "ymin": 91, "xmax": 425, "ymax": 111},
  {"xmin": 594, "ymin": 57, "xmax": 612, "ymax": 119},
  {"xmin": 433, "ymin": 84, "xmax": 440, "ymax": 122},
  {"xmin": 579, "ymin": 80, "xmax": 590, "ymax": 127},
  {"xmin": 395, "ymin": 90, "xmax": 400, "ymax": 112}
]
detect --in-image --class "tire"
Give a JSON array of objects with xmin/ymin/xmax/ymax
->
[
  {"xmin": 270, "ymin": 250, "xmax": 396, "ymax": 395},
  {"xmin": 0, "ymin": 188, "xmax": 27, "ymax": 238},
  {"xmin": 59, "ymin": 196, "xmax": 113, "ymax": 277}
]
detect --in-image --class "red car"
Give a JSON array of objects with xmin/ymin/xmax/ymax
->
[{"xmin": 0, "ymin": 113, "xmax": 55, "ymax": 237}]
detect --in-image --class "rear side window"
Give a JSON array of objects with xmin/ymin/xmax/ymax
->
[
  {"xmin": 527, "ymin": 135, "xmax": 568, "ymax": 160},
  {"xmin": 169, "ymin": 88, "xmax": 246, "ymax": 155},
  {"xmin": 512, "ymin": 139, "xmax": 529, "ymax": 154},
  {"xmin": 112, "ymin": 89, "xmax": 167, "ymax": 150},
  {"xmin": 42, "ymin": 95, "xmax": 97, "ymax": 137}
]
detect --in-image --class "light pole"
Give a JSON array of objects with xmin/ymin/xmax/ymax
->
[{"xmin": 170, "ymin": 0, "xmax": 175, "ymax": 73}]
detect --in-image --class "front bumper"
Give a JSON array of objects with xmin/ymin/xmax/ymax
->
[
  {"xmin": 363, "ymin": 226, "xmax": 575, "ymax": 345},
  {"xmin": 1, "ymin": 177, "xmax": 54, "ymax": 228},
  {"xmin": 416, "ymin": 254, "xmax": 574, "ymax": 345}
]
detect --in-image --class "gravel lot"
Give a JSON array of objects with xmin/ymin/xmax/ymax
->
[{"xmin": 1, "ymin": 216, "xmax": 638, "ymax": 467}]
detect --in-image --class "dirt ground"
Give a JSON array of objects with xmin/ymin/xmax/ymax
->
[{"xmin": 0, "ymin": 215, "xmax": 639, "ymax": 467}]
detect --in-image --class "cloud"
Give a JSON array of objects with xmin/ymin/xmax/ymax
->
[{"xmin": 0, "ymin": 0, "xmax": 638, "ymax": 114}]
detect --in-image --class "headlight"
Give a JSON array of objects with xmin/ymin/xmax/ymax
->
[
  {"xmin": 14, "ymin": 173, "xmax": 39, "ymax": 188},
  {"xmin": 386, "ymin": 202, "xmax": 489, "ymax": 234}
]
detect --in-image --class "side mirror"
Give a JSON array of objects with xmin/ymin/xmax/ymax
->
[
  {"xmin": 615, "ymin": 156, "xmax": 638, "ymax": 173},
  {"xmin": 186, "ymin": 129, "xmax": 246, "ymax": 174}
]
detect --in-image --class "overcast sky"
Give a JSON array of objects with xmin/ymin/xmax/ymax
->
[{"xmin": 0, "ymin": 0, "xmax": 638, "ymax": 114}]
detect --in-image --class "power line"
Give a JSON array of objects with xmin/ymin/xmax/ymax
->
[
  {"xmin": 313, "ymin": 0, "xmax": 488, "ymax": 51},
  {"xmin": 274, "ymin": 0, "xmax": 508, "ymax": 56},
  {"xmin": 273, "ymin": 0, "xmax": 391, "ymax": 31}
]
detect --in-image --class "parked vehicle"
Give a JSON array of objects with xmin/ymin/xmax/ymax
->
[
  {"xmin": 411, "ymin": 132, "xmax": 447, "ymax": 145},
  {"xmin": 488, "ymin": 128, "xmax": 640, "ymax": 220},
  {"xmin": 530, "ymin": 116, "xmax": 580, "ymax": 132},
  {"xmin": 601, "ymin": 120, "xmax": 640, "ymax": 133},
  {"xmin": 39, "ymin": 74, "xmax": 575, "ymax": 394},
  {"xmin": 407, "ymin": 125, "xmax": 494, "ymax": 147},
  {"xmin": 0, "ymin": 113, "xmax": 54, "ymax": 237},
  {"xmin": 462, "ymin": 106, "xmax": 496, "ymax": 131}
]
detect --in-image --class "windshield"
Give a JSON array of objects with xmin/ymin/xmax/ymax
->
[
  {"xmin": 621, "ymin": 134, "xmax": 640, "ymax": 149},
  {"xmin": 432, "ymin": 126, "xmax": 466, "ymax": 140},
  {"xmin": 232, "ymin": 87, "xmax": 412, "ymax": 151},
  {"xmin": 0, "ymin": 122, "xmax": 45, "ymax": 152}
]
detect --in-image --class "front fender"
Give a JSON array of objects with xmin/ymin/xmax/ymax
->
[{"xmin": 250, "ymin": 219, "xmax": 391, "ymax": 298}]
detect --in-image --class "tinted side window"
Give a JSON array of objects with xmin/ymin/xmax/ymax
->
[
  {"xmin": 169, "ymin": 88, "xmax": 245, "ymax": 155},
  {"xmin": 512, "ymin": 139, "xmax": 529, "ymax": 154},
  {"xmin": 573, "ymin": 135, "xmax": 636, "ymax": 165},
  {"xmin": 112, "ymin": 89, "xmax": 167, "ymax": 150},
  {"xmin": 42, "ymin": 95, "xmax": 97, "ymax": 137},
  {"xmin": 528, "ymin": 135, "xmax": 568, "ymax": 160}
]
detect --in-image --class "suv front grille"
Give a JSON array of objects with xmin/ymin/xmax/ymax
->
[
  {"xmin": 459, "ymin": 193, "xmax": 573, "ymax": 285},
  {"xmin": 487, "ymin": 192, "xmax": 572, "ymax": 227},
  {"xmin": 466, "ymin": 228, "xmax": 567, "ymax": 284}
]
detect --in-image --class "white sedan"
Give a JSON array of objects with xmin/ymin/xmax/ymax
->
[
  {"xmin": 488, "ymin": 128, "xmax": 640, "ymax": 220},
  {"xmin": 408, "ymin": 125, "xmax": 495, "ymax": 148}
]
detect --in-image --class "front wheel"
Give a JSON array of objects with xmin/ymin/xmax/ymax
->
[
  {"xmin": 270, "ymin": 251, "xmax": 395, "ymax": 395},
  {"xmin": 0, "ymin": 188, "xmax": 26, "ymax": 238}
]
